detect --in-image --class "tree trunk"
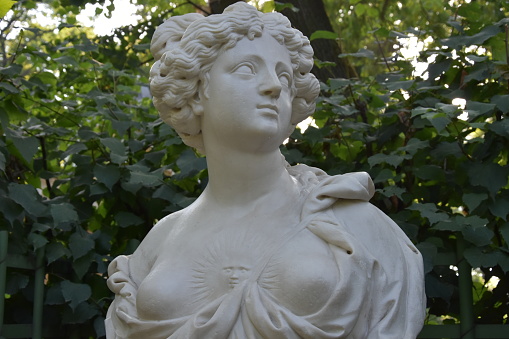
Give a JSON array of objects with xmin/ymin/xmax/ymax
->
[
  {"xmin": 278, "ymin": 0, "xmax": 356, "ymax": 82},
  {"xmin": 208, "ymin": 0, "xmax": 354, "ymax": 82},
  {"xmin": 208, "ymin": 0, "xmax": 240, "ymax": 14}
]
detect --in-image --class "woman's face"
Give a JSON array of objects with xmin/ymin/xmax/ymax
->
[{"xmin": 198, "ymin": 33, "xmax": 294, "ymax": 153}]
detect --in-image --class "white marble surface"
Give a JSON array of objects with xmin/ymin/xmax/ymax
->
[{"xmin": 106, "ymin": 3, "xmax": 426, "ymax": 338}]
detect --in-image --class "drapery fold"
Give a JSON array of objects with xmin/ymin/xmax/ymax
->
[{"xmin": 106, "ymin": 165, "xmax": 425, "ymax": 339}]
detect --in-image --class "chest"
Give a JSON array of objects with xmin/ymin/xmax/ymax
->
[{"xmin": 136, "ymin": 225, "xmax": 338, "ymax": 321}]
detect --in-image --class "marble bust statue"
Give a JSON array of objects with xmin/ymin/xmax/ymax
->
[{"xmin": 105, "ymin": 3, "xmax": 426, "ymax": 338}]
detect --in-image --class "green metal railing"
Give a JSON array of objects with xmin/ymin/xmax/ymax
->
[
  {"xmin": 0, "ymin": 230, "xmax": 45, "ymax": 339},
  {"xmin": 1, "ymin": 230, "xmax": 507, "ymax": 338},
  {"xmin": 417, "ymin": 237, "xmax": 508, "ymax": 339}
]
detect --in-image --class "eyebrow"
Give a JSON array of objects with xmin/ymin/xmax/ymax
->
[{"xmin": 228, "ymin": 54, "xmax": 292, "ymax": 74}]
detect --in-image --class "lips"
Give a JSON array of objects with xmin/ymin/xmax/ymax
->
[{"xmin": 257, "ymin": 104, "xmax": 278, "ymax": 115}]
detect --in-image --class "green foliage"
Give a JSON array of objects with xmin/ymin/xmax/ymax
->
[
  {"xmin": 0, "ymin": 1, "xmax": 207, "ymax": 336},
  {"xmin": 1, "ymin": 0, "xmax": 508, "ymax": 336},
  {"xmin": 285, "ymin": 1, "xmax": 509, "ymax": 324}
]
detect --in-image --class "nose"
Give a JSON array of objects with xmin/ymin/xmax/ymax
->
[{"xmin": 259, "ymin": 71, "xmax": 282, "ymax": 98}]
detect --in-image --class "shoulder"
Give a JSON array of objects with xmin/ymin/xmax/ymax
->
[
  {"xmin": 127, "ymin": 209, "xmax": 186, "ymax": 284},
  {"xmin": 331, "ymin": 199, "xmax": 422, "ymax": 276},
  {"xmin": 332, "ymin": 200, "xmax": 418, "ymax": 252}
]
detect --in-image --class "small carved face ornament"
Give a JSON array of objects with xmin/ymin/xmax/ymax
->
[{"xmin": 223, "ymin": 266, "xmax": 251, "ymax": 288}]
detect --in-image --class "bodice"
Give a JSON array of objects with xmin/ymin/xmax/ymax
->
[
  {"xmin": 136, "ymin": 226, "xmax": 339, "ymax": 321},
  {"xmin": 105, "ymin": 166, "xmax": 426, "ymax": 339}
]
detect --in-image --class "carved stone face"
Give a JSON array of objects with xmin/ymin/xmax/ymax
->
[{"xmin": 198, "ymin": 33, "xmax": 294, "ymax": 152}]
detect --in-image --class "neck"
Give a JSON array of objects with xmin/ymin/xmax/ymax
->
[{"xmin": 202, "ymin": 144, "xmax": 297, "ymax": 209}]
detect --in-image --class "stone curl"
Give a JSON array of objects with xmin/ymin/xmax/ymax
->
[{"xmin": 149, "ymin": 2, "xmax": 320, "ymax": 153}]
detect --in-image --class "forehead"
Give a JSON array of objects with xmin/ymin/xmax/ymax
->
[{"xmin": 215, "ymin": 34, "xmax": 292, "ymax": 70}]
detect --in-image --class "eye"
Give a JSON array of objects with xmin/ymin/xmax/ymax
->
[{"xmin": 233, "ymin": 63, "xmax": 255, "ymax": 75}]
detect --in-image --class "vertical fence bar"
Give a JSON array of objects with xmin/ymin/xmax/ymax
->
[
  {"xmin": 0, "ymin": 231, "xmax": 7, "ymax": 334},
  {"xmin": 456, "ymin": 236, "xmax": 475, "ymax": 339},
  {"xmin": 32, "ymin": 246, "xmax": 45, "ymax": 339}
]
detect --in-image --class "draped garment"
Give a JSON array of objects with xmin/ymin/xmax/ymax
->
[{"xmin": 106, "ymin": 165, "xmax": 425, "ymax": 338}]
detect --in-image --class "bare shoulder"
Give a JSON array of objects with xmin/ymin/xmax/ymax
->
[{"xmin": 127, "ymin": 210, "xmax": 185, "ymax": 283}]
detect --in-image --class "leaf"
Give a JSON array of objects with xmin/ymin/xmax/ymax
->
[
  {"xmin": 75, "ymin": 43, "xmax": 97, "ymax": 52},
  {"xmin": 0, "ymin": 151, "xmax": 5, "ymax": 172},
  {"xmin": 61, "ymin": 143, "xmax": 87, "ymax": 159},
  {"xmin": 328, "ymin": 78, "xmax": 352, "ymax": 90},
  {"xmin": 411, "ymin": 106, "xmax": 435, "ymax": 118},
  {"xmin": 133, "ymin": 43, "xmax": 150, "ymax": 51},
  {"xmin": 60, "ymin": 280, "xmax": 91, "ymax": 311},
  {"xmin": 69, "ymin": 232, "xmax": 94, "ymax": 260},
  {"xmin": 339, "ymin": 48, "xmax": 375, "ymax": 59},
  {"xmin": 310, "ymin": 30, "xmax": 338, "ymax": 41},
  {"xmin": 152, "ymin": 184, "xmax": 176, "ymax": 202},
  {"xmin": 462, "ymin": 226, "xmax": 494, "ymax": 247},
  {"xmin": 45, "ymin": 241, "xmax": 70, "ymax": 264},
  {"xmin": 144, "ymin": 150, "xmax": 166, "ymax": 166},
  {"xmin": 111, "ymin": 120, "xmax": 132, "ymax": 136},
  {"xmin": 51, "ymin": 203, "xmax": 79, "ymax": 226},
  {"xmin": 463, "ymin": 192, "xmax": 488, "ymax": 212},
  {"xmin": 431, "ymin": 116, "xmax": 451, "ymax": 134},
  {"xmin": 28, "ymin": 232, "xmax": 48, "ymax": 250},
  {"xmin": 489, "ymin": 119, "xmax": 509, "ymax": 138},
  {"xmin": 62, "ymin": 300, "xmax": 98, "ymax": 324},
  {"xmin": 377, "ymin": 185, "xmax": 405, "ymax": 199},
  {"xmin": 500, "ymin": 222, "xmax": 509, "ymax": 246},
  {"xmin": 425, "ymin": 274, "xmax": 454, "ymax": 301},
  {"xmin": 416, "ymin": 242, "xmax": 437, "ymax": 274},
  {"xmin": 0, "ymin": 64, "xmax": 22, "ymax": 76},
  {"xmin": 368, "ymin": 153, "xmax": 405, "ymax": 168},
  {"xmin": 407, "ymin": 203, "xmax": 449, "ymax": 225},
  {"xmin": 115, "ymin": 211, "xmax": 144, "ymax": 228},
  {"xmin": 436, "ymin": 103, "xmax": 460, "ymax": 116},
  {"xmin": 400, "ymin": 138, "xmax": 429, "ymax": 155},
  {"xmin": 274, "ymin": 1, "xmax": 299, "ymax": 12},
  {"xmin": 385, "ymin": 80, "xmax": 414, "ymax": 91},
  {"xmin": 489, "ymin": 197, "xmax": 509, "ymax": 220},
  {"xmin": 465, "ymin": 101, "xmax": 496, "ymax": 116},
  {"xmin": 464, "ymin": 248, "xmax": 506, "ymax": 268},
  {"xmin": 467, "ymin": 163, "xmax": 509, "ymax": 197},
  {"xmin": 90, "ymin": 183, "xmax": 109, "ymax": 196},
  {"xmin": 491, "ymin": 95, "xmax": 509, "ymax": 113},
  {"xmin": 389, "ymin": 30, "xmax": 409, "ymax": 38},
  {"xmin": 8, "ymin": 183, "xmax": 47, "ymax": 216},
  {"xmin": 129, "ymin": 170, "xmax": 162, "ymax": 187},
  {"xmin": 430, "ymin": 141, "xmax": 462, "ymax": 160},
  {"xmin": 54, "ymin": 55, "xmax": 79, "ymax": 66},
  {"xmin": 414, "ymin": 165, "xmax": 445, "ymax": 181},
  {"xmin": 100, "ymin": 137, "xmax": 127, "ymax": 164},
  {"xmin": 93, "ymin": 164, "xmax": 121, "ymax": 191},
  {"xmin": 0, "ymin": 0, "xmax": 16, "ymax": 18},
  {"xmin": 464, "ymin": 246, "xmax": 483, "ymax": 268},
  {"xmin": 466, "ymin": 54, "xmax": 487, "ymax": 62},
  {"xmin": 441, "ymin": 25, "xmax": 501, "ymax": 48},
  {"xmin": 176, "ymin": 149, "xmax": 207, "ymax": 177},
  {"xmin": 100, "ymin": 137, "xmax": 125, "ymax": 155},
  {"xmin": 45, "ymin": 283, "xmax": 65, "ymax": 305},
  {"xmin": 6, "ymin": 273, "xmax": 29, "ymax": 294},
  {"xmin": 11, "ymin": 135, "xmax": 39, "ymax": 164},
  {"xmin": 0, "ymin": 81, "xmax": 19, "ymax": 94}
]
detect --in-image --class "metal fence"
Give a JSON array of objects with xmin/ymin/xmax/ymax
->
[
  {"xmin": 418, "ymin": 238, "xmax": 508, "ymax": 339},
  {"xmin": 1, "ymin": 230, "xmax": 507, "ymax": 338}
]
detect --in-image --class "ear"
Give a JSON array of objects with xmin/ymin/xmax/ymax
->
[
  {"xmin": 190, "ymin": 92, "xmax": 204, "ymax": 116},
  {"xmin": 190, "ymin": 79, "xmax": 208, "ymax": 116}
]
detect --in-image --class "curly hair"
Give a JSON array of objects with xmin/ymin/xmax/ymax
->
[{"xmin": 149, "ymin": 2, "xmax": 320, "ymax": 153}]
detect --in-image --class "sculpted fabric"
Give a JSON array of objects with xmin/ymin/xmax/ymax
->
[{"xmin": 106, "ymin": 165, "xmax": 425, "ymax": 339}]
